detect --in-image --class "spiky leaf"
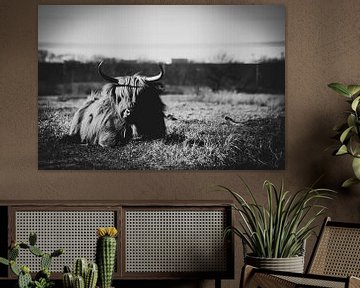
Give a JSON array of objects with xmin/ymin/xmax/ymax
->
[{"xmin": 219, "ymin": 178, "xmax": 335, "ymax": 258}]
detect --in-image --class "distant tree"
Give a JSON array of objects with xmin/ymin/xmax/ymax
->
[
  {"xmin": 212, "ymin": 51, "xmax": 235, "ymax": 64},
  {"xmin": 204, "ymin": 52, "xmax": 238, "ymax": 91},
  {"xmin": 38, "ymin": 50, "xmax": 57, "ymax": 63}
]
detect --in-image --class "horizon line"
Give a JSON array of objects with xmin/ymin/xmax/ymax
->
[{"xmin": 39, "ymin": 41, "xmax": 285, "ymax": 49}]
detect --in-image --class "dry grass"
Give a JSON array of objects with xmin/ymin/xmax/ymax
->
[{"xmin": 38, "ymin": 92, "xmax": 285, "ymax": 170}]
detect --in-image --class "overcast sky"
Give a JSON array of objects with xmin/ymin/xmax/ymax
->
[{"xmin": 38, "ymin": 5, "xmax": 285, "ymax": 63}]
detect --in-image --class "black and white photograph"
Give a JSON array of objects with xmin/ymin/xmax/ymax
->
[{"xmin": 38, "ymin": 5, "xmax": 285, "ymax": 170}]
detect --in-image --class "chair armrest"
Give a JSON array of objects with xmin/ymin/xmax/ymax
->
[
  {"xmin": 240, "ymin": 265, "xmax": 350, "ymax": 288},
  {"xmin": 240, "ymin": 265, "xmax": 255, "ymax": 288},
  {"xmin": 349, "ymin": 276, "xmax": 360, "ymax": 288},
  {"xmin": 240, "ymin": 265, "xmax": 295, "ymax": 288}
]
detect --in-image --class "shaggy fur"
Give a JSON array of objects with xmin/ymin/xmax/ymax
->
[{"xmin": 69, "ymin": 75, "xmax": 165, "ymax": 147}]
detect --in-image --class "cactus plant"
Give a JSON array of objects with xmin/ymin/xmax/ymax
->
[
  {"xmin": 0, "ymin": 232, "xmax": 63, "ymax": 288},
  {"xmin": 74, "ymin": 258, "xmax": 88, "ymax": 280},
  {"xmin": 35, "ymin": 268, "xmax": 51, "ymax": 282},
  {"xmin": 63, "ymin": 272, "xmax": 74, "ymax": 288},
  {"xmin": 96, "ymin": 227, "xmax": 118, "ymax": 288},
  {"xmin": 41, "ymin": 253, "xmax": 52, "ymax": 270},
  {"xmin": 73, "ymin": 275, "xmax": 85, "ymax": 288},
  {"xmin": 9, "ymin": 247, "xmax": 19, "ymax": 260},
  {"xmin": 18, "ymin": 267, "xmax": 32, "ymax": 288},
  {"xmin": 29, "ymin": 246, "xmax": 45, "ymax": 257},
  {"xmin": 85, "ymin": 262, "xmax": 98, "ymax": 288},
  {"xmin": 62, "ymin": 259, "xmax": 98, "ymax": 288}
]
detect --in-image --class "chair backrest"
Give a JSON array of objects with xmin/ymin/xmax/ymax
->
[{"xmin": 307, "ymin": 217, "xmax": 360, "ymax": 277}]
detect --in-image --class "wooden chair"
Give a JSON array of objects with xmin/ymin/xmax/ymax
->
[{"xmin": 241, "ymin": 217, "xmax": 360, "ymax": 288}]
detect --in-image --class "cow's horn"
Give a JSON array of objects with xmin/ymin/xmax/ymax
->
[
  {"xmin": 145, "ymin": 64, "xmax": 164, "ymax": 82},
  {"xmin": 98, "ymin": 61, "xmax": 119, "ymax": 84}
]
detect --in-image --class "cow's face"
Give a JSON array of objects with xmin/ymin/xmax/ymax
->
[
  {"xmin": 111, "ymin": 76, "xmax": 146, "ymax": 121},
  {"xmin": 98, "ymin": 62, "xmax": 164, "ymax": 122}
]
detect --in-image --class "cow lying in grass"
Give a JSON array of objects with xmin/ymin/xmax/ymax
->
[{"xmin": 69, "ymin": 62, "xmax": 166, "ymax": 147}]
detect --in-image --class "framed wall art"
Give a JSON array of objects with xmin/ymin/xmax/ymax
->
[{"xmin": 38, "ymin": 5, "xmax": 285, "ymax": 170}]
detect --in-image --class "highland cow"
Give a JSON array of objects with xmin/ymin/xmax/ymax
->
[{"xmin": 69, "ymin": 62, "xmax": 166, "ymax": 147}]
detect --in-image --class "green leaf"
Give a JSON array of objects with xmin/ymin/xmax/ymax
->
[
  {"xmin": 328, "ymin": 83, "xmax": 351, "ymax": 97},
  {"xmin": 352, "ymin": 157, "xmax": 360, "ymax": 179},
  {"xmin": 336, "ymin": 145, "xmax": 348, "ymax": 155},
  {"xmin": 222, "ymin": 179, "xmax": 335, "ymax": 258},
  {"xmin": 347, "ymin": 85, "xmax": 360, "ymax": 97},
  {"xmin": 347, "ymin": 114, "xmax": 356, "ymax": 128},
  {"xmin": 0, "ymin": 257, "xmax": 9, "ymax": 266},
  {"xmin": 340, "ymin": 126, "xmax": 353, "ymax": 143},
  {"xmin": 349, "ymin": 135, "xmax": 360, "ymax": 157},
  {"xmin": 351, "ymin": 96, "xmax": 360, "ymax": 111},
  {"xmin": 10, "ymin": 261, "xmax": 20, "ymax": 276},
  {"xmin": 342, "ymin": 177, "xmax": 360, "ymax": 188}
]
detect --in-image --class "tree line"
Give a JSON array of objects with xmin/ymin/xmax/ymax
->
[{"xmin": 38, "ymin": 57, "xmax": 284, "ymax": 96}]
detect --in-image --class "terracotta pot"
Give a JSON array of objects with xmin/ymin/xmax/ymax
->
[{"xmin": 245, "ymin": 254, "xmax": 305, "ymax": 273}]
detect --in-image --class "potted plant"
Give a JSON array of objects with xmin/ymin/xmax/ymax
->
[
  {"xmin": 62, "ymin": 258, "xmax": 98, "ymax": 288},
  {"xmin": 328, "ymin": 83, "xmax": 360, "ymax": 187},
  {"xmin": 0, "ymin": 232, "xmax": 64, "ymax": 288},
  {"xmin": 220, "ymin": 179, "xmax": 334, "ymax": 273}
]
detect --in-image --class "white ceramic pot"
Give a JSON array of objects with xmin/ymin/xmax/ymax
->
[{"xmin": 245, "ymin": 254, "xmax": 305, "ymax": 273}]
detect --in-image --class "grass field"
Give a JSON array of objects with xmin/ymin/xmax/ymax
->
[{"xmin": 38, "ymin": 91, "xmax": 285, "ymax": 170}]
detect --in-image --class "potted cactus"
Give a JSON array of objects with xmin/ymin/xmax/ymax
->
[
  {"xmin": 0, "ymin": 232, "xmax": 63, "ymax": 288},
  {"xmin": 62, "ymin": 258, "xmax": 98, "ymax": 288},
  {"xmin": 96, "ymin": 227, "xmax": 118, "ymax": 288}
]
